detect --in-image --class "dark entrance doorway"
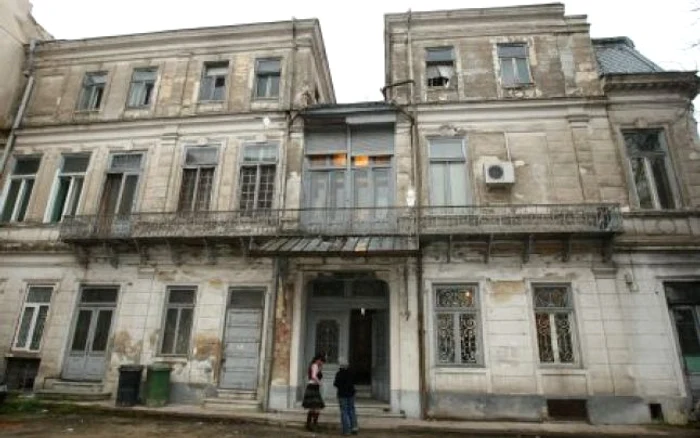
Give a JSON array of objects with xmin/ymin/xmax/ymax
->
[{"xmin": 350, "ymin": 309, "xmax": 373, "ymax": 385}]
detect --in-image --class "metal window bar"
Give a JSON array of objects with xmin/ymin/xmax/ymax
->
[{"xmin": 533, "ymin": 285, "xmax": 576, "ymax": 364}]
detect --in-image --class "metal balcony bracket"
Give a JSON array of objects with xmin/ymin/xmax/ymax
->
[
  {"xmin": 563, "ymin": 235, "xmax": 573, "ymax": 263},
  {"xmin": 166, "ymin": 241, "xmax": 183, "ymax": 266},
  {"xmin": 485, "ymin": 234, "xmax": 494, "ymax": 264},
  {"xmin": 523, "ymin": 234, "xmax": 534, "ymax": 263},
  {"xmin": 447, "ymin": 235, "xmax": 453, "ymax": 263},
  {"xmin": 602, "ymin": 237, "xmax": 614, "ymax": 263},
  {"xmin": 75, "ymin": 245, "xmax": 90, "ymax": 269},
  {"xmin": 203, "ymin": 239, "xmax": 217, "ymax": 265},
  {"xmin": 104, "ymin": 243, "xmax": 119, "ymax": 268},
  {"xmin": 134, "ymin": 240, "xmax": 150, "ymax": 265}
]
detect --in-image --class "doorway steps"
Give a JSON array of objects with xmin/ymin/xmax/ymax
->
[
  {"xmin": 283, "ymin": 399, "xmax": 404, "ymax": 419},
  {"xmin": 36, "ymin": 378, "xmax": 111, "ymax": 401},
  {"xmin": 203, "ymin": 389, "xmax": 261, "ymax": 411}
]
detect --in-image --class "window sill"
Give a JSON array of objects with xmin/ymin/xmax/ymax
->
[
  {"xmin": 6, "ymin": 351, "xmax": 42, "ymax": 359},
  {"xmin": 73, "ymin": 109, "xmax": 101, "ymax": 114},
  {"xmin": 433, "ymin": 365, "xmax": 486, "ymax": 372},
  {"xmin": 253, "ymin": 96, "xmax": 280, "ymax": 101},
  {"xmin": 538, "ymin": 366, "xmax": 585, "ymax": 374},
  {"xmin": 154, "ymin": 356, "xmax": 188, "ymax": 363},
  {"xmin": 501, "ymin": 83, "xmax": 535, "ymax": 90}
]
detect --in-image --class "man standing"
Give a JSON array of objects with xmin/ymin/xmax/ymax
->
[{"xmin": 333, "ymin": 358, "xmax": 358, "ymax": 435}]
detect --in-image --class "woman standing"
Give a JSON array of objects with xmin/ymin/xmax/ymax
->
[{"xmin": 302, "ymin": 353, "xmax": 326, "ymax": 431}]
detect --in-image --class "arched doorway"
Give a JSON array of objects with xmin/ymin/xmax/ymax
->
[{"xmin": 304, "ymin": 274, "xmax": 390, "ymax": 403}]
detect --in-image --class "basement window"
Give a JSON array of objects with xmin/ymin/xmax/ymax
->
[
  {"xmin": 426, "ymin": 47, "xmax": 455, "ymax": 88},
  {"xmin": 547, "ymin": 399, "xmax": 588, "ymax": 421}
]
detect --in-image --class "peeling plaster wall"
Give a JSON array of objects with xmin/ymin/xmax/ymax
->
[
  {"xmin": 420, "ymin": 242, "xmax": 699, "ymax": 424},
  {"xmin": 0, "ymin": 251, "xmax": 273, "ymax": 403}
]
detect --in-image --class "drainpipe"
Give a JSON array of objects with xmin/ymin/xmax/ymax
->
[
  {"xmin": 1, "ymin": 39, "xmax": 39, "ymax": 177},
  {"xmin": 262, "ymin": 257, "xmax": 282, "ymax": 411},
  {"xmin": 406, "ymin": 10, "xmax": 415, "ymax": 104}
]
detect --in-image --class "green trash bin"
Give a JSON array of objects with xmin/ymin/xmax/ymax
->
[{"xmin": 145, "ymin": 363, "xmax": 172, "ymax": 407}]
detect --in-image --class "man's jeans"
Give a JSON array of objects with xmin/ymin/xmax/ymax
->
[{"xmin": 338, "ymin": 396, "xmax": 357, "ymax": 435}]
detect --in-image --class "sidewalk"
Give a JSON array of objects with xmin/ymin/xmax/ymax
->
[{"xmin": 66, "ymin": 401, "xmax": 698, "ymax": 437}]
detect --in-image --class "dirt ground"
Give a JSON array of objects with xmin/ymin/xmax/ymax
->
[{"xmin": 0, "ymin": 414, "xmax": 470, "ymax": 438}]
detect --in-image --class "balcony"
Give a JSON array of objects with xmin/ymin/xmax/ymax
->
[
  {"xmin": 419, "ymin": 204, "xmax": 622, "ymax": 237},
  {"xmin": 616, "ymin": 209, "xmax": 700, "ymax": 249}
]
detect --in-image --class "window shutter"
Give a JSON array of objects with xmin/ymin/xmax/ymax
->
[
  {"xmin": 305, "ymin": 128, "xmax": 347, "ymax": 154},
  {"xmin": 350, "ymin": 125, "xmax": 394, "ymax": 156}
]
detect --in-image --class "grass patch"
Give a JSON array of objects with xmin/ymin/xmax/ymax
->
[{"xmin": 0, "ymin": 396, "xmax": 86, "ymax": 417}]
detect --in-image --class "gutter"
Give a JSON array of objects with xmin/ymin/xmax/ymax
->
[{"xmin": 1, "ymin": 39, "xmax": 39, "ymax": 177}]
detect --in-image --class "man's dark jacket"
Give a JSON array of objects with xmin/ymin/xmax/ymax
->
[{"xmin": 333, "ymin": 368, "xmax": 356, "ymax": 398}]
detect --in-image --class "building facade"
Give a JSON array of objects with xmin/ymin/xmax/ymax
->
[{"xmin": 1, "ymin": 2, "xmax": 699, "ymax": 426}]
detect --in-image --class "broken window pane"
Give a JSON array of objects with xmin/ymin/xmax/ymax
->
[
  {"xmin": 127, "ymin": 69, "xmax": 157, "ymax": 108},
  {"xmin": 199, "ymin": 62, "xmax": 229, "ymax": 101},
  {"xmin": 78, "ymin": 72, "xmax": 107, "ymax": 110},
  {"xmin": 624, "ymin": 130, "xmax": 675, "ymax": 209},
  {"xmin": 426, "ymin": 47, "xmax": 455, "ymax": 88}
]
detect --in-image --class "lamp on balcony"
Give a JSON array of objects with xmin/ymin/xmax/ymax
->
[{"xmin": 406, "ymin": 187, "xmax": 416, "ymax": 208}]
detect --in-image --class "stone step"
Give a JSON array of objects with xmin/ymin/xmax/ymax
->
[
  {"xmin": 203, "ymin": 397, "xmax": 261, "ymax": 411},
  {"xmin": 284, "ymin": 402, "xmax": 403, "ymax": 419},
  {"xmin": 215, "ymin": 389, "xmax": 256, "ymax": 400},
  {"xmin": 43, "ymin": 379, "xmax": 105, "ymax": 394},
  {"xmin": 36, "ymin": 389, "xmax": 112, "ymax": 402}
]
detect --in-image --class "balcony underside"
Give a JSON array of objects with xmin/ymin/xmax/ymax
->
[{"xmin": 250, "ymin": 236, "xmax": 418, "ymax": 257}]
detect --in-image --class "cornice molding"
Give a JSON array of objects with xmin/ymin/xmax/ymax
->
[{"xmin": 601, "ymin": 72, "xmax": 699, "ymax": 100}]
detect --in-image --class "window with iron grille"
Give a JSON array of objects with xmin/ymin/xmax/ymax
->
[
  {"xmin": 160, "ymin": 287, "xmax": 195, "ymax": 356},
  {"xmin": 434, "ymin": 284, "xmax": 481, "ymax": 366},
  {"xmin": 14, "ymin": 286, "xmax": 52, "ymax": 352},
  {"xmin": 255, "ymin": 59, "xmax": 281, "ymax": 99},
  {"xmin": 77, "ymin": 72, "xmax": 107, "ymax": 111},
  {"xmin": 533, "ymin": 284, "xmax": 578, "ymax": 365},
  {"xmin": 426, "ymin": 47, "xmax": 455, "ymax": 88},
  {"xmin": 1, "ymin": 156, "xmax": 41, "ymax": 223},
  {"xmin": 624, "ymin": 130, "xmax": 677, "ymax": 209},
  {"xmin": 98, "ymin": 153, "xmax": 143, "ymax": 216},
  {"xmin": 199, "ymin": 62, "xmax": 229, "ymax": 102},
  {"xmin": 498, "ymin": 44, "xmax": 531, "ymax": 86},
  {"xmin": 178, "ymin": 146, "xmax": 218, "ymax": 212},
  {"xmin": 239, "ymin": 143, "xmax": 277, "ymax": 212},
  {"xmin": 48, "ymin": 154, "xmax": 90, "ymax": 223},
  {"xmin": 127, "ymin": 68, "xmax": 157, "ymax": 108}
]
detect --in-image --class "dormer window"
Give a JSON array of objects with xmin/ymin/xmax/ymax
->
[{"xmin": 426, "ymin": 47, "xmax": 455, "ymax": 88}]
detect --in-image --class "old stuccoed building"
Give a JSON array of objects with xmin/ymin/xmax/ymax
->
[{"xmin": 1, "ymin": 2, "xmax": 699, "ymax": 426}]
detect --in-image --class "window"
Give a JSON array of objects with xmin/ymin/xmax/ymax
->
[
  {"xmin": 127, "ymin": 69, "xmax": 157, "ymax": 108},
  {"xmin": 160, "ymin": 287, "xmax": 195, "ymax": 356},
  {"xmin": 239, "ymin": 143, "xmax": 277, "ymax": 212},
  {"xmin": 429, "ymin": 139, "xmax": 469, "ymax": 206},
  {"xmin": 48, "ymin": 155, "xmax": 89, "ymax": 223},
  {"xmin": 434, "ymin": 284, "xmax": 480, "ymax": 365},
  {"xmin": 178, "ymin": 146, "xmax": 218, "ymax": 212},
  {"xmin": 498, "ymin": 44, "xmax": 531, "ymax": 86},
  {"xmin": 14, "ymin": 286, "xmax": 52, "ymax": 351},
  {"xmin": 533, "ymin": 284, "xmax": 577, "ymax": 365},
  {"xmin": 77, "ymin": 72, "xmax": 107, "ymax": 111},
  {"xmin": 665, "ymin": 282, "xmax": 700, "ymax": 374},
  {"xmin": 199, "ymin": 62, "xmax": 228, "ymax": 102},
  {"xmin": 98, "ymin": 153, "xmax": 143, "ymax": 216},
  {"xmin": 1, "ymin": 156, "xmax": 40, "ymax": 223},
  {"xmin": 426, "ymin": 47, "xmax": 454, "ymax": 88},
  {"xmin": 624, "ymin": 130, "xmax": 676, "ymax": 209},
  {"xmin": 255, "ymin": 59, "xmax": 281, "ymax": 99}
]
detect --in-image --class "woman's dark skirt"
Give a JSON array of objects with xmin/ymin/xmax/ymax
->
[{"xmin": 302, "ymin": 383, "xmax": 325, "ymax": 409}]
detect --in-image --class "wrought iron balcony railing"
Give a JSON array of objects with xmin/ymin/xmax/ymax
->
[
  {"xmin": 59, "ymin": 204, "xmax": 621, "ymax": 243},
  {"xmin": 419, "ymin": 204, "xmax": 622, "ymax": 236}
]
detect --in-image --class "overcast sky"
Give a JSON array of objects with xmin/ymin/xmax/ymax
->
[{"xmin": 30, "ymin": 0, "xmax": 699, "ymax": 103}]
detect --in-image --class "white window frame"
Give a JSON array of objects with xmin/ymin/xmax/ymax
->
[
  {"xmin": 199, "ymin": 62, "xmax": 229, "ymax": 102},
  {"xmin": 497, "ymin": 43, "xmax": 532, "ymax": 87},
  {"xmin": 98, "ymin": 152, "xmax": 144, "ymax": 216},
  {"xmin": 1, "ymin": 156, "xmax": 41, "ymax": 223},
  {"xmin": 238, "ymin": 143, "xmax": 279, "ymax": 212},
  {"xmin": 531, "ymin": 283, "xmax": 580, "ymax": 367},
  {"xmin": 77, "ymin": 72, "xmax": 107, "ymax": 111},
  {"xmin": 178, "ymin": 145, "xmax": 219, "ymax": 212},
  {"xmin": 433, "ymin": 283, "xmax": 483, "ymax": 367},
  {"xmin": 159, "ymin": 286, "xmax": 197, "ymax": 357},
  {"xmin": 126, "ymin": 68, "xmax": 158, "ymax": 108},
  {"xmin": 254, "ymin": 58, "xmax": 282, "ymax": 99},
  {"xmin": 45, "ymin": 154, "xmax": 90, "ymax": 223},
  {"xmin": 428, "ymin": 138, "xmax": 471, "ymax": 207},
  {"xmin": 623, "ymin": 129, "xmax": 679, "ymax": 210},
  {"xmin": 13, "ymin": 285, "xmax": 54, "ymax": 352}
]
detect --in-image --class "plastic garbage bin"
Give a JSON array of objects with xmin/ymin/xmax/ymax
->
[
  {"xmin": 116, "ymin": 365, "xmax": 144, "ymax": 407},
  {"xmin": 145, "ymin": 363, "xmax": 172, "ymax": 407}
]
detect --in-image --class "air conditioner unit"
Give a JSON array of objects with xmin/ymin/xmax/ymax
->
[{"xmin": 484, "ymin": 161, "xmax": 515, "ymax": 186}]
